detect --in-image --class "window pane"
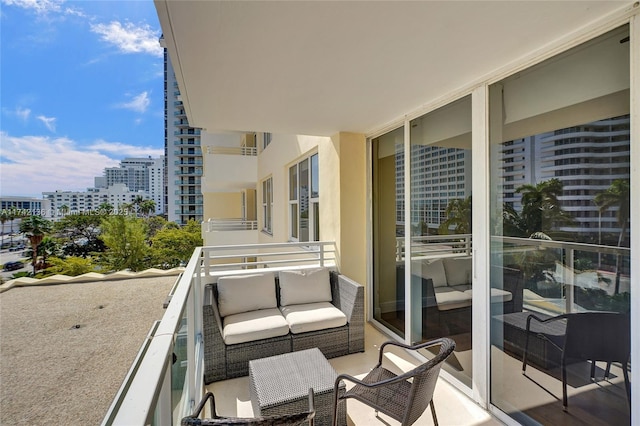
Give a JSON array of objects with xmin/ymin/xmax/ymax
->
[
  {"xmin": 372, "ymin": 126, "xmax": 405, "ymax": 338},
  {"xmin": 489, "ymin": 26, "xmax": 630, "ymax": 425},
  {"xmin": 289, "ymin": 165, "xmax": 297, "ymax": 201},
  {"xmin": 290, "ymin": 204, "xmax": 298, "ymax": 239},
  {"xmin": 409, "ymin": 95, "xmax": 472, "ymax": 388},
  {"xmin": 299, "ymin": 159, "xmax": 309, "ymax": 242},
  {"xmin": 310, "ymin": 154, "xmax": 319, "ymax": 198}
]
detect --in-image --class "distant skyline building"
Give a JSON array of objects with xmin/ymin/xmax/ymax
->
[
  {"xmin": 43, "ymin": 183, "xmax": 150, "ymax": 217},
  {"xmin": 497, "ymin": 114, "xmax": 631, "ymax": 241},
  {"xmin": 161, "ymin": 36, "xmax": 204, "ymax": 225},
  {"xmin": 95, "ymin": 157, "xmax": 164, "ymax": 215}
]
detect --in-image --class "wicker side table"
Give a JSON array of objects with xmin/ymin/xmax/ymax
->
[{"xmin": 249, "ymin": 348, "xmax": 346, "ymax": 426}]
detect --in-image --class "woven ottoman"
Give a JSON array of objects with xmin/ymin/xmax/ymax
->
[{"xmin": 249, "ymin": 348, "xmax": 346, "ymax": 426}]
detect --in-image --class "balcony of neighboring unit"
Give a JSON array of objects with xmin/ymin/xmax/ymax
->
[
  {"xmin": 174, "ymin": 179, "xmax": 202, "ymax": 186},
  {"xmin": 175, "ymin": 169, "xmax": 203, "ymax": 176},
  {"xmin": 203, "ymin": 146, "xmax": 257, "ymax": 192},
  {"xmin": 174, "ymin": 110, "xmax": 187, "ymax": 117},
  {"xmin": 174, "ymin": 140, "xmax": 199, "ymax": 147},
  {"xmin": 174, "ymin": 208, "xmax": 203, "ymax": 215},
  {"xmin": 175, "ymin": 129, "xmax": 201, "ymax": 137},
  {"xmin": 201, "ymin": 218, "xmax": 259, "ymax": 246},
  {"xmin": 173, "ymin": 101, "xmax": 183, "ymax": 107},
  {"xmin": 174, "ymin": 120, "xmax": 191, "ymax": 127},
  {"xmin": 175, "ymin": 198, "xmax": 203, "ymax": 206},
  {"xmin": 174, "ymin": 150, "xmax": 202, "ymax": 157},
  {"xmin": 175, "ymin": 159, "xmax": 203, "ymax": 166}
]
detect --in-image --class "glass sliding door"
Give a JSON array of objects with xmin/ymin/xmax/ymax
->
[
  {"xmin": 372, "ymin": 127, "xmax": 405, "ymax": 338},
  {"xmin": 408, "ymin": 95, "xmax": 473, "ymax": 387},
  {"xmin": 489, "ymin": 26, "xmax": 631, "ymax": 425}
]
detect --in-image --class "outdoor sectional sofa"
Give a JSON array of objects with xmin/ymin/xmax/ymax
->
[{"xmin": 203, "ymin": 267, "xmax": 364, "ymax": 383}]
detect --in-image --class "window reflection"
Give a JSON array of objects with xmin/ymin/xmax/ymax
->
[{"xmin": 490, "ymin": 25, "xmax": 631, "ymax": 425}]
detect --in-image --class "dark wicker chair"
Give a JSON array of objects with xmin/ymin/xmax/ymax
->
[
  {"xmin": 522, "ymin": 311, "xmax": 631, "ymax": 411},
  {"xmin": 182, "ymin": 388, "xmax": 315, "ymax": 426},
  {"xmin": 331, "ymin": 338, "xmax": 456, "ymax": 426}
]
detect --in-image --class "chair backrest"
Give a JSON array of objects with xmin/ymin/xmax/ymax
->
[
  {"xmin": 403, "ymin": 338, "xmax": 456, "ymax": 425},
  {"xmin": 182, "ymin": 411, "xmax": 314, "ymax": 426},
  {"xmin": 563, "ymin": 312, "xmax": 630, "ymax": 363}
]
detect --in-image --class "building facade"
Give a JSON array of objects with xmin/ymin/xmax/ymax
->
[
  {"xmin": 161, "ymin": 38, "xmax": 204, "ymax": 225},
  {"xmin": 96, "ymin": 157, "xmax": 165, "ymax": 215},
  {"xmin": 157, "ymin": 3, "xmax": 638, "ymax": 425},
  {"xmin": 43, "ymin": 184, "xmax": 150, "ymax": 217}
]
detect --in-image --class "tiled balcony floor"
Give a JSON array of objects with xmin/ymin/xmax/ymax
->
[{"xmin": 205, "ymin": 323, "xmax": 501, "ymax": 425}]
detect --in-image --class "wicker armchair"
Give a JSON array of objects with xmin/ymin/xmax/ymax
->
[
  {"xmin": 332, "ymin": 338, "xmax": 456, "ymax": 426},
  {"xmin": 182, "ymin": 389, "xmax": 315, "ymax": 426},
  {"xmin": 522, "ymin": 311, "xmax": 631, "ymax": 411}
]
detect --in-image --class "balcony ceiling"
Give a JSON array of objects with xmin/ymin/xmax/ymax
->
[{"xmin": 155, "ymin": 1, "xmax": 630, "ymax": 136}]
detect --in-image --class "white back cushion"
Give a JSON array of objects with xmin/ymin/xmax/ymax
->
[
  {"xmin": 423, "ymin": 259, "xmax": 448, "ymax": 288},
  {"xmin": 217, "ymin": 272, "xmax": 277, "ymax": 317},
  {"xmin": 444, "ymin": 257, "xmax": 471, "ymax": 286},
  {"xmin": 279, "ymin": 267, "xmax": 332, "ymax": 307}
]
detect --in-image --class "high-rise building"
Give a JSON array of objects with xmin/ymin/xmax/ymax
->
[
  {"xmin": 95, "ymin": 157, "xmax": 164, "ymax": 215},
  {"xmin": 160, "ymin": 37, "xmax": 204, "ymax": 225},
  {"xmin": 497, "ymin": 115, "xmax": 631, "ymax": 241}
]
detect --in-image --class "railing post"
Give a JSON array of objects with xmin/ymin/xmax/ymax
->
[
  {"xmin": 319, "ymin": 243, "xmax": 325, "ymax": 267},
  {"xmin": 565, "ymin": 248, "xmax": 575, "ymax": 313}
]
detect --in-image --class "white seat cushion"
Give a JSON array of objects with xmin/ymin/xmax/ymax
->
[
  {"xmin": 457, "ymin": 288, "xmax": 513, "ymax": 304},
  {"xmin": 278, "ymin": 268, "xmax": 332, "ymax": 306},
  {"xmin": 217, "ymin": 272, "xmax": 277, "ymax": 317},
  {"xmin": 443, "ymin": 257, "xmax": 472, "ymax": 286},
  {"xmin": 422, "ymin": 259, "xmax": 448, "ymax": 288},
  {"xmin": 434, "ymin": 287, "xmax": 472, "ymax": 311},
  {"xmin": 280, "ymin": 302, "xmax": 347, "ymax": 334},
  {"xmin": 222, "ymin": 308, "xmax": 290, "ymax": 345}
]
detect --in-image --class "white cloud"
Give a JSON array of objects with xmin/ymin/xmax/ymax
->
[
  {"xmin": 2, "ymin": 0, "xmax": 63, "ymax": 15},
  {"xmin": 117, "ymin": 91, "xmax": 151, "ymax": 113},
  {"xmin": 16, "ymin": 107, "xmax": 31, "ymax": 121},
  {"xmin": 0, "ymin": 133, "xmax": 163, "ymax": 196},
  {"xmin": 0, "ymin": 132, "xmax": 121, "ymax": 196},
  {"xmin": 36, "ymin": 114, "xmax": 56, "ymax": 132},
  {"xmin": 90, "ymin": 21, "xmax": 163, "ymax": 57},
  {"xmin": 87, "ymin": 140, "xmax": 163, "ymax": 158}
]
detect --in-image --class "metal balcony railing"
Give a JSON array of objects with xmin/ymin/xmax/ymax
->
[
  {"xmin": 202, "ymin": 218, "xmax": 259, "ymax": 232},
  {"xmin": 205, "ymin": 146, "xmax": 257, "ymax": 156}
]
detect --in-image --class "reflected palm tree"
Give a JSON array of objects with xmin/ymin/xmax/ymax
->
[
  {"xmin": 595, "ymin": 179, "xmax": 630, "ymax": 294},
  {"xmin": 438, "ymin": 196, "xmax": 471, "ymax": 234}
]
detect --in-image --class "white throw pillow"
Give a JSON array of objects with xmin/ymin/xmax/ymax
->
[
  {"xmin": 278, "ymin": 267, "xmax": 332, "ymax": 307},
  {"xmin": 443, "ymin": 257, "xmax": 471, "ymax": 286},
  {"xmin": 423, "ymin": 259, "xmax": 448, "ymax": 288},
  {"xmin": 217, "ymin": 272, "xmax": 277, "ymax": 317}
]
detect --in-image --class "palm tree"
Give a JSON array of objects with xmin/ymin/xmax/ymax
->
[
  {"xmin": 19, "ymin": 215, "xmax": 53, "ymax": 275},
  {"xmin": 97, "ymin": 202, "xmax": 114, "ymax": 215},
  {"xmin": 514, "ymin": 178, "xmax": 573, "ymax": 236},
  {"xmin": 594, "ymin": 179, "xmax": 630, "ymax": 294},
  {"xmin": 139, "ymin": 199, "xmax": 156, "ymax": 218},
  {"xmin": 438, "ymin": 196, "xmax": 472, "ymax": 234},
  {"xmin": 0, "ymin": 210, "xmax": 8, "ymax": 249},
  {"xmin": 59, "ymin": 204, "xmax": 70, "ymax": 217}
]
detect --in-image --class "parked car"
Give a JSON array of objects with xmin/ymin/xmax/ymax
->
[{"xmin": 3, "ymin": 261, "xmax": 24, "ymax": 271}]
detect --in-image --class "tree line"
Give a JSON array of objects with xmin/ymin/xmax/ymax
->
[{"xmin": 3, "ymin": 201, "xmax": 202, "ymax": 278}]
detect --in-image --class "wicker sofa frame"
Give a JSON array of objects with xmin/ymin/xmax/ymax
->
[{"xmin": 203, "ymin": 270, "xmax": 365, "ymax": 383}]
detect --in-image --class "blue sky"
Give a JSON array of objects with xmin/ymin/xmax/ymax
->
[{"xmin": 0, "ymin": 0, "xmax": 164, "ymax": 197}]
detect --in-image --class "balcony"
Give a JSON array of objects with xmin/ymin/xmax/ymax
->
[
  {"xmin": 174, "ymin": 160, "xmax": 203, "ymax": 166},
  {"xmin": 201, "ymin": 218, "xmax": 259, "ymax": 246},
  {"xmin": 175, "ymin": 130, "xmax": 201, "ymax": 137},
  {"xmin": 202, "ymin": 147, "xmax": 257, "ymax": 191}
]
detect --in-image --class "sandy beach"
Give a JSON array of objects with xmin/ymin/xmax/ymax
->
[{"xmin": 0, "ymin": 276, "xmax": 176, "ymax": 425}]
